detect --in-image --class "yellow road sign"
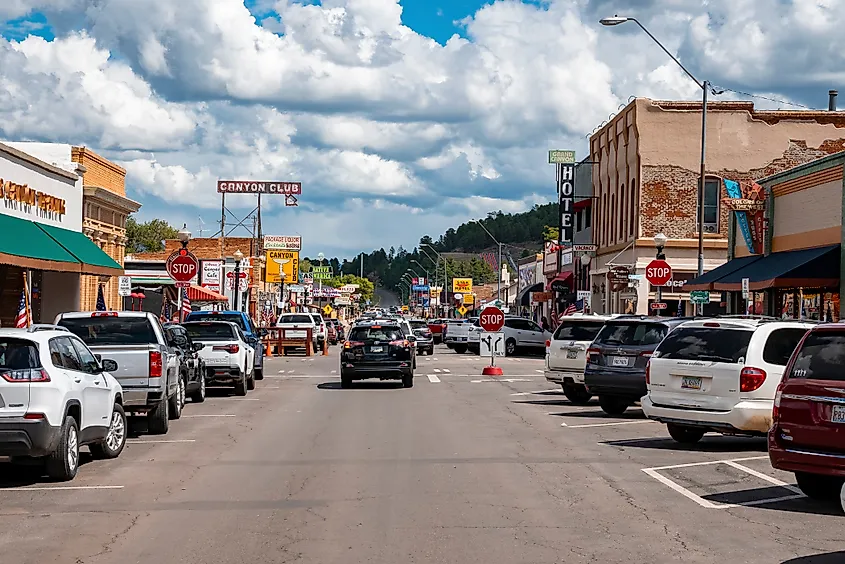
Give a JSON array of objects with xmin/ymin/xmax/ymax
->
[
  {"xmin": 265, "ymin": 250, "xmax": 299, "ymax": 283},
  {"xmin": 323, "ymin": 304, "xmax": 333, "ymax": 316},
  {"xmin": 457, "ymin": 305, "xmax": 468, "ymax": 316},
  {"xmin": 452, "ymin": 278, "xmax": 473, "ymax": 293}
]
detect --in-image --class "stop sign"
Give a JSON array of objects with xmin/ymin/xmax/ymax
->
[
  {"xmin": 645, "ymin": 259, "xmax": 673, "ymax": 286},
  {"xmin": 166, "ymin": 249, "xmax": 199, "ymax": 283},
  {"xmin": 479, "ymin": 306, "xmax": 505, "ymax": 332}
]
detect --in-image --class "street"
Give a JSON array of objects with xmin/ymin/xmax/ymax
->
[{"xmin": 0, "ymin": 345, "xmax": 840, "ymax": 564}]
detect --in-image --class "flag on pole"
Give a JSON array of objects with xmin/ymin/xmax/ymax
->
[
  {"xmin": 563, "ymin": 303, "xmax": 577, "ymax": 316},
  {"xmin": 14, "ymin": 273, "xmax": 30, "ymax": 328},
  {"xmin": 96, "ymin": 285, "xmax": 107, "ymax": 311},
  {"xmin": 181, "ymin": 292, "xmax": 191, "ymax": 320}
]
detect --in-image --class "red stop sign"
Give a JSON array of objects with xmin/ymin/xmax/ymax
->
[
  {"xmin": 479, "ymin": 306, "xmax": 505, "ymax": 332},
  {"xmin": 645, "ymin": 259, "xmax": 673, "ymax": 286},
  {"xmin": 166, "ymin": 249, "xmax": 199, "ymax": 283}
]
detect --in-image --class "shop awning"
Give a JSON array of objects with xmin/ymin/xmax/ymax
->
[
  {"xmin": 186, "ymin": 285, "xmax": 228, "ymax": 302},
  {"xmin": 547, "ymin": 271, "xmax": 573, "ymax": 292},
  {"xmin": 684, "ymin": 255, "xmax": 765, "ymax": 291},
  {"xmin": 0, "ymin": 213, "xmax": 81, "ymax": 272},
  {"xmin": 38, "ymin": 224, "xmax": 123, "ymax": 276},
  {"xmin": 517, "ymin": 282, "xmax": 544, "ymax": 306},
  {"xmin": 712, "ymin": 245, "xmax": 840, "ymax": 291}
]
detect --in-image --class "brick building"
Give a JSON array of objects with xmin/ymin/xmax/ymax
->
[{"xmin": 587, "ymin": 97, "xmax": 845, "ymax": 315}]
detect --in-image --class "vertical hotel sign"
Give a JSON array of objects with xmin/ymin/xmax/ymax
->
[
  {"xmin": 724, "ymin": 179, "xmax": 766, "ymax": 254},
  {"xmin": 556, "ymin": 156, "xmax": 576, "ymax": 243}
]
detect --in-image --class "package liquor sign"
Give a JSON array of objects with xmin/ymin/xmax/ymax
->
[{"xmin": 263, "ymin": 235, "xmax": 302, "ymax": 251}]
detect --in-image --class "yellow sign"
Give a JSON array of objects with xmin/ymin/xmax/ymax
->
[
  {"xmin": 452, "ymin": 278, "xmax": 473, "ymax": 293},
  {"xmin": 322, "ymin": 304, "xmax": 333, "ymax": 316},
  {"xmin": 401, "ymin": 305, "xmax": 409, "ymax": 312},
  {"xmin": 463, "ymin": 294, "xmax": 474, "ymax": 305},
  {"xmin": 264, "ymin": 250, "xmax": 299, "ymax": 283},
  {"xmin": 457, "ymin": 305, "xmax": 468, "ymax": 316}
]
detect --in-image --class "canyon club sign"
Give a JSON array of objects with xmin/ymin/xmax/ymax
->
[{"xmin": 0, "ymin": 178, "xmax": 67, "ymax": 220}]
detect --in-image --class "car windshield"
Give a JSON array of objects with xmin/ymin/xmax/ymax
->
[
  {"xmin": 348, "ymin": 326, "xmax": 403, "ymax": 341},
  {"xmin": 183, "ymin": 323, "xmax": 236, "ymax": 341},
  {"xmin": 59, "ymin": 317, "xmax": 157, "ymax": 346},
  {"xmin": 280, "ymin": 314, "xmax": 313, "ymax": 324},
  {"xmin": 655, "ymin": 327, "xmax": 752, "ymax": 363},
  {"xmin": 186, "ymin": 313, "xmax": 246, "ymax": 330},
  {"xmin": 553, "ymin": 322, "xmax": 605, "ymax": 342},
  {"xmin": 409, "ymin": 320, "xmax": 428, "ymax": 329},
  {"xmin": 595, "ymin": 322, "xmax": 668, "ymax": 347},
  {"xmin": 789, "ymin": 331, "xmax": 845, "ymax": 381},
  {"xmin": 0, "ymin": 339, "xmax": 41, "ymax": 375}
]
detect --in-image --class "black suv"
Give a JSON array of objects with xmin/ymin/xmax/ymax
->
[
  {"xmin": 163, "ymin": 323, "xmax": 207, "ymax": 403},
  {"xmin": 584, "ymin": 316, "xmax": 692, "ymax": 415},
  {"xmin": 341, "ymin": 321, "xmax": 416, "ymax": 388}
]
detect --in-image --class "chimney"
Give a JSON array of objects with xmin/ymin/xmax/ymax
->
[{"xmin": 829, "ymin": 89, "xmax": 838, "ymax": 111}]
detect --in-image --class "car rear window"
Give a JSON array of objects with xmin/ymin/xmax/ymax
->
[
  {"xmin": 59, "ymin": 317, "xmax": 157, "ymax": 345},
  {"xmin": 595, "ymin": 322, "xmax": 668, "ymax": 347},
  {"xmin": 186, "ymin": 313, "xmax": 246, "ymax": 330},
  {"xmin": 0, "ymin": 339, "xmax": 41, "ymax": 372},
  {"xmin": 183, "ymin": 323, "xmax": 236, "ymax": 341},
  {"xmin": 410, "ymin": 320, "xmax": 428, "ymax": 329},
  {"xmin": 762, "ymin": 328, "xmax": 809, "ymax": 366},
  {"xmin": 655, "ymin": 327, "xmax": 752, "ymax": 362},
  {"xmin": 280, "ymin": 314, "xmax": 313, "ymax": 324},
  {"xmin": 554, "ymin": 322, "xmax": 605, "ymax": 342},
  {"xmin": 789, "ymin": 331, "xmax": 845, "ymax": 381},
  {"xmin": 349, "ymin": 326, "xmax": 404, "ymax": 341}
]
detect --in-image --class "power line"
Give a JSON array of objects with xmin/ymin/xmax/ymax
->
[{"xmin": 715, "ymin": 86, "xmax": 811, "ymax": 109}]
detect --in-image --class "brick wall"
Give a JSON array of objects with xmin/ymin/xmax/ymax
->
[
  {"xmin": 72, "ymin": 147, "xmax": 127, "ymax": 196},
  {"xmin": 132, "ymin": 237, "xmax": 258, "ymax": 261}
]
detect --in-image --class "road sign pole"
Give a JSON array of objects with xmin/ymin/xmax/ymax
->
[{"xmin": 656, "ymin": 284, "xmax": 662, "ymax": 317}]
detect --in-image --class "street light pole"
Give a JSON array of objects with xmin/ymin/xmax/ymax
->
[
  {"xmin": 422, "ymin": 244, "xmax": 447, "ymax": 314},
  {"xmin": 233, "ymin": 249, "xmax": 244, "ymax": 312},
  {"xmin": 473, "ymin": 220, "xmax": 503, "ymax": 303},
  {"xmin": 600, "ymin": 15, "xmax": 714, "ymax": 315}
]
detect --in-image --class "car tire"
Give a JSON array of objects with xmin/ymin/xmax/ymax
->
[
  {"xmin": 90, "ymin": 404, "xmax": 127, "ymax": 460},
  {"xmin": 505, "ymin": 339, "xmax": 517, "ymax": 357},
  {"xmin": 169, "ymin": 377, "xmax": 185, "ymax": 420},
  {"xmin": 254, "ymin": 368, "xmax": 264, "ymax": 381},
  {"xmin": 454, "ymin": 344, "xmax": 468, "ymax": 354},
  {"xmin": 190, "ymin": 375, "xmax": 206, "ymax": 403},
  {"xmin": 598, "ymin": 396, "xmax": 629, "ymax": 416},
  {"xmin": 446, "ymin": 343, "xmax": 455, "ymax": 350},
  {"xmin": 427, "ymin": 348, "xmax": 434, "ymax": 356},
  {"xmin": 234, "ymin": 372, "xmax": 248, "ymax": 396},
  {"xmin": 402, "ymin": 372, "xmax": 414, "ymax": 388},
  {"xmin": 666, "ymin": 423, "xmax": 706, "ymax": 444},
  {"xmin": 45, "ymin": 416, "xmax": 80, "ymax": 481},
  {"xmin": 247, "ymin": 371, "xmax": 256, "ymax": 391},
  {"xmin": 795, "ymin": 472, "xmax": 844, "ymax": 501},
  {"xmin": 341, "ymin": 373, "xmax": 352, "ymax": 389},
  {"xmin": 148, "ymin": 395, "xmax": 170, "ymax": 435},
  {"xmin": 562, "ymin": 384, "xmax": 592, "ymax": 406}
]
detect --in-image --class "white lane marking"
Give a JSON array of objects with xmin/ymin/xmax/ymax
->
[
  {"xmin": 535, "ymin": 370, "xmax": 544, "ymax": 373},
  {"xmin": 442, "ymin": 368, "xmax": 451, "ymax": 373},
  {"xmin": 262, "ymin": 386, "xmax": 281, "ymax": 389},
  {"xmin": 330, "ymin": 370, "xmax": 337, "ymax": 374},
  {"xmin": 0, "ymin": 485, "xmax": 125, "ymax": 491},
  {"xmin": 427, "ymin": 374, "xmax": 441, "ymax": 383},
  {"xmin": 510, "ymin": 390, "xmax": 555, "ymax": 396},
  {"xmin": 433, "ymin": 357, "xmax": 439, "ymax": 361},
  {"xmin": 182, "ymin": 414, "xmax": 236, "ymax": 418},
  {"xmin": 212, "ymin": 398, "xmax": 260, "ymax": 401},
  {"xmin": 425, "ymin": 357, "xmax": 432, "ymax": 361},
  {"xmin": 642, "ymin": 468, "xmax": 728, "ymax": 509},
  {"xmin": 645, "ymin": 456, "xmax": 768, "ymax": 472},
  {"xmin": 470, "ymin": 378, "xmax": 533, "ymax": 383},
  {"xmin": 433, "ymin": 368, "xmax": 442, "ymax": 373},
  {"xmin": 128, "ymin": 439, "xmax": 197, "ymax": 444},
  {"xmin": 561, "ymin": 420, "xmax": 656, "ymax": 428},
  {"xmin": 287, "ymin": 369, "xmax": 295, "ymax": 374},
  {"xmin": 722, "ymin": 461, "xmax": 804, "ymax": 495},
  {"xmin": 277, "ymin": 370, "xmax": 285, "ymax": 374}
]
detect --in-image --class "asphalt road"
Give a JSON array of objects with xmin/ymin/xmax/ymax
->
[
  {"xmin": 374, "ymin": 287, "xmax": 399, "ymax": 307},
  {"xmin": 0, "ymin": 345, "xmax": 841, "ymax": 564}
]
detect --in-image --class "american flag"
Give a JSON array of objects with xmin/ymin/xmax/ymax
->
[
  {"xmin": 96, "ymin": 285, "xmax": 107, "ymax": 311},
  {"xmin": 563, "ymin": 303, "xmax": 577, "ymax": 316},
  {"xmin": 479, "ymin": 251, "xmax": 498, "ymax": 274},
  {"xmin": 14, "ymin": 287, "xmax": 29, "ymax": 329},
  {"xmin": 161, "ymin": 295, "xmax": 171, "ymax": 321},
  {"xmin": 181, "ymin": 293, "xmax": 192, "ymax": 320}
]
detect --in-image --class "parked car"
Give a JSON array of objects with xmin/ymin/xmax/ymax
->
[
  {"xmin": 56, "ymin": 311, "xmax": 182, "ymax": 435},
  {"xmin": 444, "ymin": 319, "xmax": 471, "ymax": 353},
  {"xmin": 182, "ymin": 321, "xmax": 255, "ymax": 396},
  {"xmin": 340, "ymin": 321, "xmax": 416, "ymax": 388},
  {"xmin": 409, "ymin": 319, "xmax": 434, "ymax": 355},
  {"xmin": 642, "ymin": 318, "xmax": 813, "ymax": 443},
  {"xmin": 545, "ymin": 314, "xmax": 618, "ymax": 404},
  {"xmin": 310, "ymin": 313, "xmax": 328, "ymax": 349},
  {"xmin": 769, "ymin": 323, "xmax": 845, "ymax": 502},
  {"xmin": 184, "ymin": 311, "xmax": 265, "ymax": 380},
  {"xmin": 326, "ymin": 319, "xmax": 343, "ymax": 343},
  {"xmin": 0, "ymin": 327, "xmax": 127, "ymax": 481},
  {"xmin": 428, "ymin": 319, "xmax": 446, "ymax": 343},
  {"xmin": 277, "ymin": 313, "xmax": 318, "ymax": 352},
  {"xmin": 500, "ymin": 316, "xmax": 551, "ymax": 356},
  {"xmin": 163, "ymin": 322, "xmax": 207, "ymax": 403},
  {"xmin": 584, "ymin": 316, "xmax": 692, "ymax": 415}
]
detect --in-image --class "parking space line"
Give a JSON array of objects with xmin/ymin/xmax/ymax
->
[
  {"xmin": 470, "ymin": 378, "xmax": 533, "ymax": 383},
  {"xmin": 740, "ymin": 494, "xmax": 805, "ymax": 506},
  {"xmin": 0, "ymin": 485, "xmax": 124, "ymax": 491},
  {"xmin": 722, "ymin": 461, "xmax": 803, "ymax": 495},
  {"xmin": 427, "ymin": 374, "xmax": 441, "ymax": 383},
  {"xmin": 182, "ymin": 414, "xmax": 236, "ymax": 418},
  {"xmin": 646, "ymin": 456, "xmax": 768, "ymax": 472},
  {"xmin": 642, "ymin": 468, "xmax": 728, "ymax": 509},
  {"xmin": 128, "ymin": 439, "xmax": 197, "ymax": 444},
  {"xmin": 561, "ymin": 420, "xmax": 656, "ymax": 428}
]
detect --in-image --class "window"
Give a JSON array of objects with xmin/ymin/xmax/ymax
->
[
  {"xmin": 0, "ymin": 339, "xmax": 41, "ymax": 371},
  {"xmin": 620, "ymin": 183, "xmax": 626, "ymax": 238},
  {"xmin": 348, "ymin": 326, "xmax": 403, "ymax": 341},
  {"xmin": 60, "ymin": 317, "xmax": 157, "ymax": 346},
  {"xmin": 701, "ymin": 178, "xmax": 721, "ymax": 232},
  {"xmin": 630, "ymin": 178, "xmax": 636, "ymax": 236},
  {"xmin": 70, "ymin": 338, "xmax": 101, "ymax": 374},
  {"xmin": 762, "ymin": 328, "xmax": 809, "ymax": 366},
  {"xmin": 186, "ymin": 312, "xmax": 247, "ymax": 330},
  {"xmin": 553, "ymin": 322, "xmax": 604, "ymax": 342},
  {"xmin": 51, "ymin": 337, "xmax": 84, "ymax": 372},
  {"xmin": 655, "ymin": 327, "xmax": 752, "ymax": 363},
  {"xmin": 183, "ymin": 322, "xmax": 237, "ymax": 341},
  {"xmin": 585, "ymin": 206, "xmax": 592, "ymax": 229},
  {"xmin": 789, "ymin": 331, "xmax": 845, "ymax": 381},
  {"xmin": 595, "ymin": 322, "xmax": 668, "ymax": 346},
  {"xmin": 576, "ymin": 210, "xmax": 583, "ymax": 232},
  {"xmin": 280, "ymin": 314, "xmax": 313, "ymax": 324}
]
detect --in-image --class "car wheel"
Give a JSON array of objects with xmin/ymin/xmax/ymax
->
[
  {"xmin": 598, "ymin": 396, "xmax": 629, "ymax": 416},
  {"xmin": 169, "ymin": 377, "xmax": 184, "ymax": 420},
  {"xmin": 427, "ymin": 348, "xmax": 434, "ymax": 356},
  {"xmin": 148, "ymin": 395, "xmax": 170, "ymax": 435},
  {"xmin": 402, "ymin": 372, "xmax": 414, "ymax": 388},
  {"xmin": 446, "ymin": 344, "xmax": 455, "ymax": 350},
  {"xmin": 562, "ymin": 384, "xmax": 592, "ymax": 406},
  {"xmin": 247, "ymin": 372, "xmax": 256, "ymax": 391},
  {"xmin": 795, "ymin": 472, "xmax": 844, "ymax": 501},
  {"xmin": 454, "ymin": 344, "xmax": 468, "ymax": 354},
  {"xmin": 90, "ymin": 404, "xmax": 127, "ymax": 460},
  {"xmin": 234, "ymin": 372, "xmax": 248, "ymax": 396},
  {"xmin": 190, "ymin": 375, "xmax": 206, "ymax": 403},
  {"xmin": 505, "ymin": 339, "xmax": 516, "ymax": 357},
  {"xmin": 341, "ymin": 373, "xmax": 352, "ymax": 389},
  {"xmin": 666, "ymin": 423, "xmax": 706, "ymax": 445},
  {"xmin": 46, "ymin": 416, "xmax": 79, "ymax": 481},
  {"xmin": 254, "ymin": 368, "xmax": 264, "ymax": 381}
]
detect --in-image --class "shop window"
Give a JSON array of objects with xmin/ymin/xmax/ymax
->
[
  {"xmin": 585, "ymin": 206, "xmax": 592, "ymax": 229},
  {"xmin": 576, "ymin": 210, "xmax": 583, "ymax": 232},
  {"xmin": 630, "ymin": 178, "xmax": 636, "ymax": 236},
  {"xmin": 699, "ymin": 177, "xmax": 720, "ymax": 234},
  {"xmin": 620, "ymin": 183, "xmax": 626, "ymax": 239}
]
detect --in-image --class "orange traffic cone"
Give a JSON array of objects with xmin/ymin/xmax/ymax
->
[{"xmin": 323, "ymin": 339, "xmax": 329, "ymax": 356}]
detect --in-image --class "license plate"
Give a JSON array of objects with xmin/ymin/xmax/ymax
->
[
  {"xmin": 566, "ymin": 350, "xmax": 579, "ymax": 359},
  {"xmin": 370, "ymin": 346, "xmax": 384, "ymax": 353},
  {"xmin": 681, "ymin": 376, "xmax": 703, "ymax": 390},
  {"xmin": 832, "ymin": 405, "xmax": 845, "ymax": 424},
  {"xmin": 611, "ymin": 356, "xmax": 628, "ymax": 367},
  {"xmin": 205, "ymin": 357, "xmax": 226, "ymax": 365},
  {"xmin": 287, "ymin": 330, "xmax": 307, "ymax": 339}
]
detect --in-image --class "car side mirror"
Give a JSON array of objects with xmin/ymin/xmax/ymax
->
[
  {"xmin": 407, "ymin": 335, "xmax": 417, "ymax": 342},
  {"xmin": 193, "ymin": 342, "xmax": 205, "ymax": 352},
  {"xmin": 101, "ymin": 359, "xmax": 118, "ymax": 373}
]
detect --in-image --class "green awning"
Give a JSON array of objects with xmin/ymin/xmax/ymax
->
[
  {"xmin": 0, "ymin": 213, "xmax": 80, "ymax": 269},
  {"xmin": 38, "ymin": 224, "xmax": 123, "ymax": 275}
]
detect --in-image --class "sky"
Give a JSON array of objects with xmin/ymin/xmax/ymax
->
[{"xmin": 0, "ymin": 0, "xmax": 841, "ymax": 259}]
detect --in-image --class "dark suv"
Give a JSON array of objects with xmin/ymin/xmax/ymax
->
[
  {"xmin": 340, "ymin": 322, "xmax": 416, "ymax": 388},
  {"xmin": 584, "ymin": 316, "xmax": 692, "ymax": 415},
  {"xmin": 163, "ymin": 323, "xmax": 206, "ymax": 403}
]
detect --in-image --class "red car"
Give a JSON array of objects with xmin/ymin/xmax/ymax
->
[
  {"xmin": 428, "ymin": 319, "xmax": 446, "ymax": 343},
  {"xmin": 769, "ymin": 323, "xmax": 845, "ymax": 503}
]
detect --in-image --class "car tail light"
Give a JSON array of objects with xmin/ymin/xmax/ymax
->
[
  {"xmin": 23, "ymin": 412, "xmax": 46, "ymax": 420},
  {"xmin": 344, "ymin": 341, "xmax": 364, "ymax": 349},
  {"xmin": 703, "ymin": 322, "xmax": 720, "ymax": 327},
  {"xmin": 0, "ymin": 369, "xmax": 51, "ymax": 382},
  {"xmin": 545, "ymin": 340, "xmax": 551, "ymax": 348},
  {"xmin": 390, "ymin": 340, "xmax": 411, "ymax": 348},
  {"xmin": 91, "ymin": 311, "xmax": 118, "ymax": 317},
  {"xmin": 640, "ymin": 351, "xmax": 654, "ymax": 358},
  {"xmin": 772, "ymin": 379, "xmax": 787, "ymax": 423},
  {"xmin": 740, "ymin": 367, "xmax": 767, "ymax": 392},
  {"xmin": 149, "ymin": 351, "xmax": 163, "ymax": 378},
  {"xmin": 645, "ymin": 360, "xmax": 651, "ymax": 385},
  {"xmin": 586, "ymin": 347, "xmax": 600, "ymax": 363},
  {"xmin": 213, "ymin": 345, "xmax": 240, "ymax": 354}
]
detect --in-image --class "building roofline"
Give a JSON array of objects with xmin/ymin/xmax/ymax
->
[
  {"xmin": 758, "ymin": 150, "xmax": 845, "ymax": 186},
  {"xmin": 0, "ymin": 142, "xmax": 79, "ymax": 182}
]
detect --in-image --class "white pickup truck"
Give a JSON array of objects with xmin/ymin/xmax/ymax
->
[
  {"xmin": 443, "ymin": 318, "xmax": 476, "ymax": 353},
  {"xmin": 544, "ymin": 314, "xmax": 616, "ymax": 405}
]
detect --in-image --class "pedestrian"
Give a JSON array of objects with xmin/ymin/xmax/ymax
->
[{"xmin": 541, "ymin": 316, "xmax": 550, "ymax": 332}]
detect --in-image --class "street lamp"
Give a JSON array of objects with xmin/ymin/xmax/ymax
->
[
  {"xmin": 177, "ymin": 224, "xmax": 191, "ymax": 248},
  {"xmin": 654, "ymin": 233, "xmax": 668, "ymax": 316},
  {"xmin": 423, "ymin": 243, "xmax": 448, "ymax": 313},
  {"xmin": 601, "ymin": 15, "xmax": 718, "ymax": 314},
  {"xmin": 473, "ymin": 219, "xmax": 503, "ymax": 303},
  {"xmin": 579, "ymin": 253, "xmax": 592, "ymax": 312},
  {"xmin": 233, "ymin": 249, "xmax": 244, "ymax": 312}
]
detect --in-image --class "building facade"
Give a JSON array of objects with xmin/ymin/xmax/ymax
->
[{"xmin": 588, "ymin": 97, "xmax": 845, "ymax": 315}]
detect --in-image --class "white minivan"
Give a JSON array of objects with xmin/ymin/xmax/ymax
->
[
  {"xmin": 642, "ymin": 318, "xmax": 814, "ymax": 444},
  {"xmin": 544, "ymin": 314, "xmax": 617, "ymax": 404}
]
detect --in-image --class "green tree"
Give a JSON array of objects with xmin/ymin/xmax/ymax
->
[
  {"xmin": 543, "ymin": 225, "xmax": 559, "ymax": 242},
  {"xmin": 299, "ymin": 258, "xmax": 312, "ymax": 273},
  {"xmin": 325, "ymin": 274, "xmax": 375, "ymax": 304},
  {"xmin": 125, "ymin": 216, "xmax": 179, "ymax": 254}
]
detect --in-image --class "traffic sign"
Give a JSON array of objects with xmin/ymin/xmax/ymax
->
[
  {"xmin": 225, "ymin": 270, "xmax": 248, "ymax": 292},
  {"xmin": 480, "ymin": 331, "xmax": 505, "ymax": 357},
  {"xmin": 742, "ymin": 277, "xmax": 750, "ymax": 299},
  {"xmin": 689, "ymin": 290, "xmax": 710, "ymax": 305},
  {"xmin": 479, "ymin": 306, "xmax": 505, "ymax": 332},
  {"xmin": 457, "ymin": 305, "xmax": 468, "ymax": 316},
  {"xmin": 117, "ymin": 276, "xmax": 131, "ymax": 297},
  {"xmin": 650, "ymin": 302, "xmax": 668, "ymax": 310},
  {"xmin": 645, "ymin": 259, "xmax": 673, "ymax": 286},
  {"xmin": 323, "ymin": 304, "xmax": 333, "ymax": 316},
  {"xmin": 166, "ymin": 249, "xmax": 199, "ymax": 284}
]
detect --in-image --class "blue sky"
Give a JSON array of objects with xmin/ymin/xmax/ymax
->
[{"xmin": 0, "ymin": 0, "xmax": 837, "ymax": 258}]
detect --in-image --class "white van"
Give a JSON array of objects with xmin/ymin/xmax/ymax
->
[
  {"xmin": 544, "ymin": 314, "xmax": 618, "ymax": 404},
  {"xmin": 642, "ymin": 318, "xmax": 814, "ymax": 444}
]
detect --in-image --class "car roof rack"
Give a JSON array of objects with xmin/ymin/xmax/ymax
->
[{"xmin": 27, "ymin": 324, "xmax": 69, "ymax": 333}]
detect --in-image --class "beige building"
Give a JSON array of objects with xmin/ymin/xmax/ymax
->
[{"xmin": 588, "ymin": 97, "xmax": 845, "ymax": 315}]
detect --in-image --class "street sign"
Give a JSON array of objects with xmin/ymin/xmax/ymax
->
[
  {"xmin": 742, "ymin": 277, "xmax": 750, "ymax": 299},
  {"xmin": 457, "ymin": 305, "xmax": 468, "ymax": 316},
  {"xmin": 311, "ymin": 266, "xmax": 333, "ymax": 280},
  {"xmin": 323, "ymin": 304, "xmax": 333, "ymax": 316},
  {"xmin": 480, "ymin": 331, "xmax": 505, "ymax": 357},
  {"xmin": 117, "ymin": 276, "xmax": 131, "ymax": 297},
  {"xmin": 645, "ymin": 259, "xmax": 673, "ymax": 286},
  {"xmin": 549, "ymin": 150, "xmax": 576, "ymax": 164},
  {"xmin": 264, "ymin": 249, "xmax": 299, "ymax": 283},
  {"xmin": 650, "ymin": 302, "xmax": 668, "ymax": 310},
  {"xmin": 166, "ymin": 249, "xmax": 199, "ymax": 284},
  {"xmin": 479, "ymin": 306, "xmax": 505, "ymax": 332},
  {"xmin": 226, "ymin": 270, "xmax": 248, "ymax": 292},
  {"xmin": 689, "ymin": 290, "xmax": 710, "ymax": 305}
]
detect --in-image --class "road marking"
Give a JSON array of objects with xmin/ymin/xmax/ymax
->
[
  {"xmin": 645, "ymin": 456, "xmax": 768, "ymax": 472},
  {"xmin": 128, "ymin": 439, "xmax": 197, "ymax": 444},
  {"xmin": 182, "ymin": 414, "xmax": 236, "ymax": 418},
  {"xmin": 561, "ymin": 420, "xmax": 656, "ymax": 428},
  {"xmin": 277, "ymin": 370, "xmax": 285, "ymax": 374},
  {"xmin": 330, "ymin": 370, "xmax": 337, "ymax": 374},
  {"xmin": 427, "ymin": 374, "xmax": 441, "ymax": 383},
  {"xmin": 535, "ymin": 370, "xmax": 544, "ymax": 373},
  {"xmin": 433, "ymin": 357, "xmax": 439, "ymax": 361},
  {"xmin": 510, "ymin": 390, "xmax": 555, "ymax": 396},
  {"xmin": 262, "ymin": 386, "xmax": 281, "ymax": 389},
  {"xmin": 722, "ymin": 460, "xmax": 803, "ymax": 495},
  {"xmin": 425, "ymin": 357, "xmax": 431, "ymax": 361},
  {"xmin": 470, "ymin": 378, "xmax": 533, "ymax": 383},
  {"xmin": 212, "ymin": 398, "xmax": 260, "ymax": 401},
  {"xmin": 0, "ymin": 485, "xmax": 125, "ymax": 491},
  {"xmin": 433, "ymin": 368, "xmax": 442, "ymax": 373},
  {"xmin": 442, "ymin": 368, "xmax": 450, "ymax": 373}
]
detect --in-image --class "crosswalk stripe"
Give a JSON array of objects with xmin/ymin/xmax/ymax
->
[
  {"xmin": 433, "ymin": 368, "xmax": 442, "ymax": 373},
  {"xmin": 427, "ymin": 374, "xmax": 441, "ymax": 383},
  {"xmin": 443, "ymin": 368, "xmax": 451, "ymax": 373}
]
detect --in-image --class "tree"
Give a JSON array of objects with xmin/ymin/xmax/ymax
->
[
  {"xmin": 325, "ymin": 274, "xmax": 375, "ymax": 304},
  {"xmin": 543, "ymin": 225, "xmax": 559, "ymax": 242},
  {"xmin": 299, "ymin": 258, "xmax": 312, "ymax": 273},
  {"xmin": 126, "ymin": 216, "xmax": 179, "ymax": 254}
]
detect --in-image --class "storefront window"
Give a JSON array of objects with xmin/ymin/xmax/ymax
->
[{"xmin": 776, "ymin": 290, "xmax": 839, "ymax": 322}]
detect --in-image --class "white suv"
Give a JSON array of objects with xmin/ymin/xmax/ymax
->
[
  {"xmin": 545, "ymin": 314, "xmax": 618, "ymax": 404},
  {"xmin": 0, "ymin": 327, "xmax": 126, "ymax": 481},
  {"xmin": 643, "ymin": 318, "xmax": 814, "ymax": 444},
  {"xmin": 183, "ymin": 321, "xmax": 255, "ymax": 396}
]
